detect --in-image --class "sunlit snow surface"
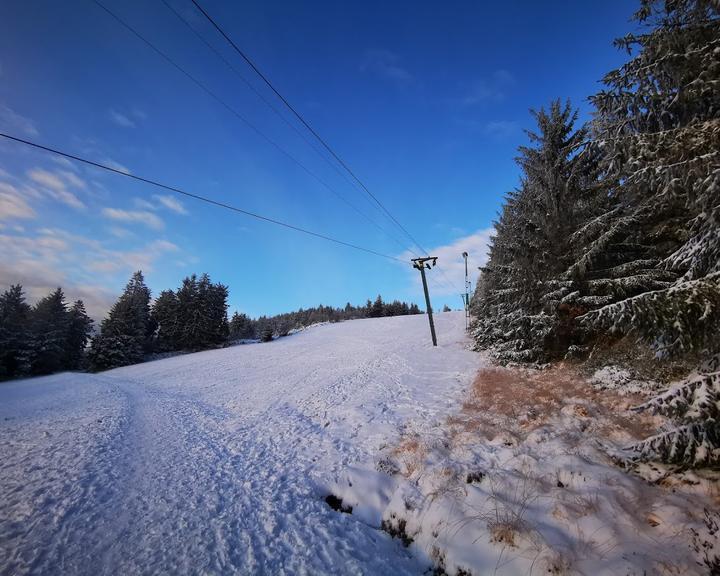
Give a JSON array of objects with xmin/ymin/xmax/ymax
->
[{"xmin": 0, "ymin": 312, "xmax": 479, "ymax": 575}]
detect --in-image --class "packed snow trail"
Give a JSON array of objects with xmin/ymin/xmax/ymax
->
[{"xmin": 0, "ymin": 312, "xmax": 480, "ymax": 575}]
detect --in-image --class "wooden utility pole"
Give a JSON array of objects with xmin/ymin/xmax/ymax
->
[
  {"xmin": 462, "ymin": 251, "xmax": 470, "ymax": 331},
  {"xmin": 412, "ymin": 256, "xmax": 438, "ymax": 346}
]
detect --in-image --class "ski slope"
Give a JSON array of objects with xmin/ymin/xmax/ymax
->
[{"xmin": 0, "ymin": 312, "xmax": 480, "ymax": 575}]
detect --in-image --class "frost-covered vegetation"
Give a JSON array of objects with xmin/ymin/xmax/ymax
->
[{"xmin": 472, "ymin": 0, "xmax": 719, "ymax": 469}]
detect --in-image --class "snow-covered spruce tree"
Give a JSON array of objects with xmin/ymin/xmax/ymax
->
[
  {"xmin": 29, "ymin": 288, "xmax": 69, "ymax": 375},
  {"xmin": 151, "ymin": 289, "xmax": 181, "ymax": 352},
  {"xmin": 174, "ymin": 273, "xmax": 229, "ymax": 350},
  {"xmin": 472, "ymin": 100, "xmax": 601, "ymax": 362},
  {"xmin": 0, "ymin": 284, "xmax": 31, "ymax": 379},
  {"xmin": 89, "ymin": 271, "xmax": 152, "ymax": 370},
  {"xmin": 580, "ymin": 0, "xmax": 720, "ymax": 356},
  {"xmin": 199, "ymin": 273, "xmax": 229, "ymax": 347},
  {"xmin": 65, "ymin": 300, "xmax": 93, "ymax": 370},
  {"xmin": 577, "ymin": 0, "xmax": 720, "ymax": 469}
]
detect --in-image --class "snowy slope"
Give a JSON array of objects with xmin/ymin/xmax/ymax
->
[{"xmin": 0, "ymin": 312, "xmax": 481, "ymax": 575}]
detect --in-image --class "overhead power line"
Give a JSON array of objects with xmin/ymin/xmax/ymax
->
[
  {"xmin": 187, "ymin": 0, "xmax": 463, "ymax": 294},
  {"xmin": 93, "ymin": 0, "xmax": 418, "ymax": 263},
  {"xmin": 188, "ymin": 0, "xmax": 429, "ymax": 254},
  {"xmin": 0, "ymin": 131, "xmax": 405, "ymax": 263},
  {"xmin": 156, "ymin": 0, "xmax": 412, "ymax": 255},
  {"xmin": 90, "ymin": 0, "xmax": 457, "ymax": 294}
]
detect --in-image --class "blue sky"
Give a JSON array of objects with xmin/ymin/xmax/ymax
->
[{"xmin": 0, "ymin": 0, "xmax": 637, "ymax": 319}]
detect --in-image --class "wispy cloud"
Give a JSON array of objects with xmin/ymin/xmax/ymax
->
[
  {"xmin": 27, "ymin": 168, "xmax": 86, "ymax": 210},
  {"xmin": 399, "ymin": 228, "xmax": 494, "ymax": 296},
  {"xmin": 152, "ymin": 194, "xmax": 187, "ymax": 214},
  {"xmin": 108, "ymin": 107, "xmax": 146, "ymax": 128},
  {"xmin": 0, "ymin": 104, "xmax": 39, "ymax": 136},
  {"xmin": 109, "ymin": 109, "xmax": 135, "ymax": 128},
  {"xmin": 132, "ymin": 194, "xmax": 187, "ymax": 215},
  {"xmin": 0, "ymin": 228, "xmax": 179, "ymax": 319},
  {"xmin": 361, "ymin": 49, "xmax": 413, "ymax": 83},
  {"xmin": 0, "ymin": 231, "xmax": 111, "ymax": 319},
  {"xmin": 102, "ymin": 207, "xmax": 164, "ymax": 230},
  {"xmin": 0, "ymin": 182, "xmax": 36, "ymax": 220},
  {"xmin": 102, "ymin": 158, "xmax": 132, "ymax": 175},
  {"xmin": 459, "ymin": 70, "xmax": 516, "ymax": 105},
  {"xmin": 86, "ymin": 239, "xmax": 178, "ymax": 274}
]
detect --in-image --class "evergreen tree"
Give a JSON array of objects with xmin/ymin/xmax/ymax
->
[
  {"xmin": 582, "ymin": 0, "xmax": 720, "ymax": 469},
  {"xmin": 579, "ymin": 0, "xmax": 720, "ymax": 357},
  {"xmin": 151, "ymin": 290, "xmax": 181, "ymax": 351},
  {"xmin": 370, "ymin": 295, "xmax": 385, "ymax": 318},
  {"xmin": 229, "ymin": 311, "xmax": 254, "ymax": 340},
  {"xmin": 0, "ymin": 284, "xmax": 31, "ymax": 379},
  {"xmin": 29, "ymin": 288, "xmax": 69, "ymax": 375},
  {"xmin": 199, "ymin": 274, "xmax": 229, "ymax": 347},
  {"xmin": 175, "ymin": 274, "xmax": 229, "ymax": 350},
  {"xmin": 65, "ymin": 300, "xmax": 93, "ymax": 370},
  {"xmin": 473, "ymin": 100, "xmax": 600, "ymax": 361},
  {"xmin": 260, "ymin": 323, "xmax": 274, "ymax": 343},
  {"xmin": 89, "ymin": 271, "xmax": 152, "ymax": 370}
]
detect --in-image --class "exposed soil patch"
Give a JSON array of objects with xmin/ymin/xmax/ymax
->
[
  {"xmin": 324, "ymin": 494, "xmax": 353, "ymax": 514},
  {"xmin": 380, "ymin": 515, "xmax": 414, "ymax": 547}
]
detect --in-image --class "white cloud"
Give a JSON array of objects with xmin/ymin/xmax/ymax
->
[
  {"xmin": 103, "ymin": 158, "xmax": 132, "ymax": 175},
  {"xmin": 399, "ymin": 228, "xmax": 494, "ymax": 296},
  {"xmin": 0, "ymin": 229, "xmax": 181, "ymax": 319},
  {"xmin": 102, "ymin": 207, "xmax": 164, "ymax": 230},
  {"xmin": 58, "ymin": 170, "xmax": 87, "ymax": 189},
  {"xmin": 86, "ymin": 239, "xmax": 178, "ymax": 274},
  {"xmin": 0, "ymin": 182, "xmax": 36, "ymax": 220},
  {"xmin": 50, "ymin": 156, "xmax": 79, "ymax": 171},
  {"xmin": 109, "ymin": 109, "xmax": 136, "ymax": 128},
  {"xmin": 109, "ymin": 226, "xmax": 134, "ymax": 238},
  {"xmin": 0, "ymin": 104, "xmax": 38, "ymax": 136},
  {"xmin": 133, "ymin": 197, "xmax": 157, "ymax": 211},
  {"xmin": 27, "ymin": 168, "xmax": 87, "ymax": 210},
  {"xmin": 27, "ymin": 168, "xmax": 64, "ymax": 191},
  {"xmin": 152, "ymin": 194, "xmax": 187, "ymax": 214}
]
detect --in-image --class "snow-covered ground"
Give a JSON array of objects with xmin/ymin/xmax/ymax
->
[
  {"xmin": 3, "ymin": 312, "xmax": 718, "ymax": 575},
  {"xmin": 0, "ymin": 312, "xmax": 480, "ymax": 575}
]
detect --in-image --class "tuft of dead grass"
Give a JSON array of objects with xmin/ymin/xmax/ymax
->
[{"xmin": 391, "ymin": 436, "xmax": 427, "ymax": 477}]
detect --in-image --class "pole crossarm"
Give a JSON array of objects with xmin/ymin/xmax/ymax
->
[{"xmin": 411, "ymin": 256, "xmax": 438, "ymax": 270}]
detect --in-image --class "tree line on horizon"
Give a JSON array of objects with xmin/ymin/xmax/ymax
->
[
  {"xmin": 471, "ymin": 0, "xmax": 719, "ymax": 467},
  {"xmin": 0, "ymin": 273, "xmax": 422, "ymax": 379}
]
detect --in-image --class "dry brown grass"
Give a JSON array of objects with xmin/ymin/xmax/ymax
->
[
  {"xmin": 449, "ymin": 363, "xmax": 657, "ymax": 445},
  {"xmin": 391, "ymin": 436, "xmax": 427, "ymax": 477}
]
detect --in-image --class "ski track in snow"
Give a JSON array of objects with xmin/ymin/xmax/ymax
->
[{"xmin": 0, "ymin": 312, "xmax": 481, "ymax": 575}]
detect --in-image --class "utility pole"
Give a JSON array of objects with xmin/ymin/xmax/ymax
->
[
  {"xmin": 462, "ymin": 251, "xmax": 470, "ymax": 331},
  {"xmin": 412, "ymin": 256, "xmax": 438, "ymax": 346}
]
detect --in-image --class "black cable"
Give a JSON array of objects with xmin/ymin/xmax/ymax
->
[
  {"xmin": 157, "ymin": 0, "xmax": 412, "ymax": 254},
  {"xmin": 95, "ymin": 0, "xmax": 459, "ymax": 294},
  {"xmin": 189, "ymin": 0, "xmax": 431, "ymax": 257},
  {"xmin": 0, "ymin": 131, "xmax": 405, "ymax": 263}
]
